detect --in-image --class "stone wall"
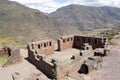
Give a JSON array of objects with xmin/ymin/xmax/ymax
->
[
  {"xmin": 57, "ymin": 36, "xmax": 74, "ymax": 51},
  {"xmin": 28, "ymin": 50, "xmax": 56, "ymax": 79},
  {"xmin": 0, "ymin": 46, "xmax": 12, "ymax": 58},
  {"xmin": 28, "ymin": 40, "xmax": 54, "ymax": 55},
  {"xmin": 74, "ymin": 36, "xmax": 106, "ymax": 50},
  {"xmin": 2, "ymin": 49, "xmax": 23, "ymax": 67},
  {"xmin": 57, "ymin": 35, "xmax": 107, "ymax": 51},
  {"xmin": 0, "ymin": 49, "xmax": 7, "ymax": 57}
]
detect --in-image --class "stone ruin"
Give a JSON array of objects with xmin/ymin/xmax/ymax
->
[
  {"xmin": 12, "ymin": 72, "xmax": 48, "ymax": 80},
  {"xmin": 12, "ymin": 72, "xmax": 24, "ymax": 80},
  {"xmin": 2, "ymin": 46, "xmax": 23, "ymax": 67},
  {"xmin": 27, "ymin": 35, "xmax": 107, "ymax": 80},
  {"xmin": 27, "ymin": 40, "xmax": 56, "ymax": 79},
  {"xmin": 79, "ymin": 56, "xmax": 102, "ymax": 74},
  {"xmin": 0, "ymin": 46, "xmax": 12, "ymax": 58},
  {"xmin": 57, "ymin": 35, "xmax": 106, "ymax": 51}
]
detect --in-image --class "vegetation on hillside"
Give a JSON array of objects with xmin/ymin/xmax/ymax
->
[
  {"xmin": 100, "ymin": 26, "xmax": 120, "ymax": 44},
  {"xmin": 100, "ymin": 29, "xmax": 119, "ymax": 40},
  {"xmin": 0, "ymin": 35, "xmax": 25, "ymax": 47},
  {"xmin": 83, "ymin": 28, "xmax": 111, "ymax": 36},
  {"xmin": 50, "ymin": 4, "xmax": 120, "ymax": 31},
  {"xmin": 0, "ymin": 0, "xmax": 81, "ymax": 42}
]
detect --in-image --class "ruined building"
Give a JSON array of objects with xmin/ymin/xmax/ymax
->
[
  {"xmin": 0, "ymin": 46, "xmax": 12, "ymax": 58},
  {"xmin": 0, "ymin": 46, "xmax": 23, "ymax": 67},
  {"xmin": 27, "ymin": 35, "xmax": 107, "ymax": 80}
]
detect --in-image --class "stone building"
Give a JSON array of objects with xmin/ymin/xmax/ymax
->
[
  {"xmin": 27, "ymin": 35, "xmax": 107, "ymax": 80},
  {"xmin": 57, "ymin": 35, "xmax": 106, "ymax": 51},
  {"xmin": 27, "ymin": 40, "xmax": 56, "ymax": 79}
]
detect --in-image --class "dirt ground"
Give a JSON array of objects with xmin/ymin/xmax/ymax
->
[
  {"xmin": 0, "ymin": 49, "xmax": 50, "ymax": 80},
  {"xmin": 86, "ymin": 39, "xmax": 120, "ymax": 80}
]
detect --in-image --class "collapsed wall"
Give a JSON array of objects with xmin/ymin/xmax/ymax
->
[
  {"xmin": 2, "ymin": 48, "xmax": 23, "ymax": 67},
  {"xmin": 0, "ymin": 46, "xmax": 11, "ymax": 58}
]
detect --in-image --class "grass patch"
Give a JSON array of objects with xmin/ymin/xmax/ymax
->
[
  {"xmin": 0, "ymin": 56, "xmax": 8, "ymax": 64},
  {"xmin": 0, "ymin": 35, "xmax": 25, "ymax": 47}
]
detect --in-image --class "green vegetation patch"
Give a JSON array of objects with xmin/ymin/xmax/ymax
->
[
  {"xmin": 0, "ymin": 35, "xmax": 25, "ymax": 47},
  {"xmin": 100, "ymin": 29, "xmax": 119, "ymax": 40},
  {"xmin": 100, "ymin": 26, "xmax": 120, "ymax": 45},
  {"xmin": 0, "ymin": 56, "xmax": 8, "ymax": 64}
]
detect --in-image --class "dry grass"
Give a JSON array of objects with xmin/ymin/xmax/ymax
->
[
  {"xmin": 84, "ymin": 28, "xmax": 111, "ymax": 36},
  {"xmin": 0, "ymin": 35, "xmax": 25, "ymax": 47}
]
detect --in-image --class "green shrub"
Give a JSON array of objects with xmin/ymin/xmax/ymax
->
[{"xmin": 0, "ymin": 56, "xmax": 8, "ymax": 64}]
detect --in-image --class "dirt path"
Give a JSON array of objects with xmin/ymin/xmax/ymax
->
[{"xmin": 0, "ymin": 49, "xmax": 50, "ymax": 80}]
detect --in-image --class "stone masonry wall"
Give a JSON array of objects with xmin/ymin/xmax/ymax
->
[
  {"xmin": 29, "ymin": 40, "xmax": 54, "ymax": 55},
  {"xmin": 27, "ymin": 40, "xmax": 56, "ymax": 79},
  {"xmin": 0, "ymin": 46, "xmax": 12, "ymax": 58},
  {"xmin": 57, "ymin": 35, "xmax": 107, "ymax": 51},
  {"xmin": 28, "ymin": 49, "xmax": 56, "ymax": 79},
  {"xmin": 0, "ymin": 49, "xmax": 7, "ymax": 57},
  {"xmin": 74, "ymin": 36, "xmax": 106, "ymax": 50},
  {"xmin": 2, "ymin": 49, "xmax": 23, "ymax": 67},
  {"xmin": 57, "ymin": 36, "xmax": 74, "ymax": 51}
]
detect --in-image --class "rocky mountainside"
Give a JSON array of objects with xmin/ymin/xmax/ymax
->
[
  {"xmin": 0, "ymin": 0, "xmax": 81, "ymax": 42},
  {"xmin": 50, "ymin": 4, "xmax": 120, "ymax": 30}
]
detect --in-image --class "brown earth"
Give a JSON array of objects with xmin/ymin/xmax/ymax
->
[
  {"xmin": 0, "ymin": 49, "xmax": 50, "ymax": 80},
  {"xmin": 86, "ymin": 39, "xmax": 120, "ymax": 80}
]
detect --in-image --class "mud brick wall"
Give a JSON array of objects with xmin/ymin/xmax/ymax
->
[
  {"xmin": 28, "ymin": 40, "xmax": 54, "ymax": 55},
  {"xmin": 57, "ymin": 36, "xmax": 74, "ymax": 51},
  {"xmin": 74, "ymin": 36, "xmax": 106, "ymax": 50}
]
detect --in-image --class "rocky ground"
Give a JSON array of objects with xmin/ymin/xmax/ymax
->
[{"xmin": 86, "ymin": 39, "xmax": 120, "ymax": 80}]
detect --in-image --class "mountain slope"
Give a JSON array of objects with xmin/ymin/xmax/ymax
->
[
  {"xmin": 50, "ymin": 4, "xmax": 120, "ymax": 30},
  {"xmin": 0, "ymin": 0, "xmax": 81, "ymax": 42}
]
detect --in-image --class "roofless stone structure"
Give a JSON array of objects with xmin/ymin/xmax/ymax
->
[{"xmin": 27, "ymin": 35, "xmax": 107, "ymax": 80}]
